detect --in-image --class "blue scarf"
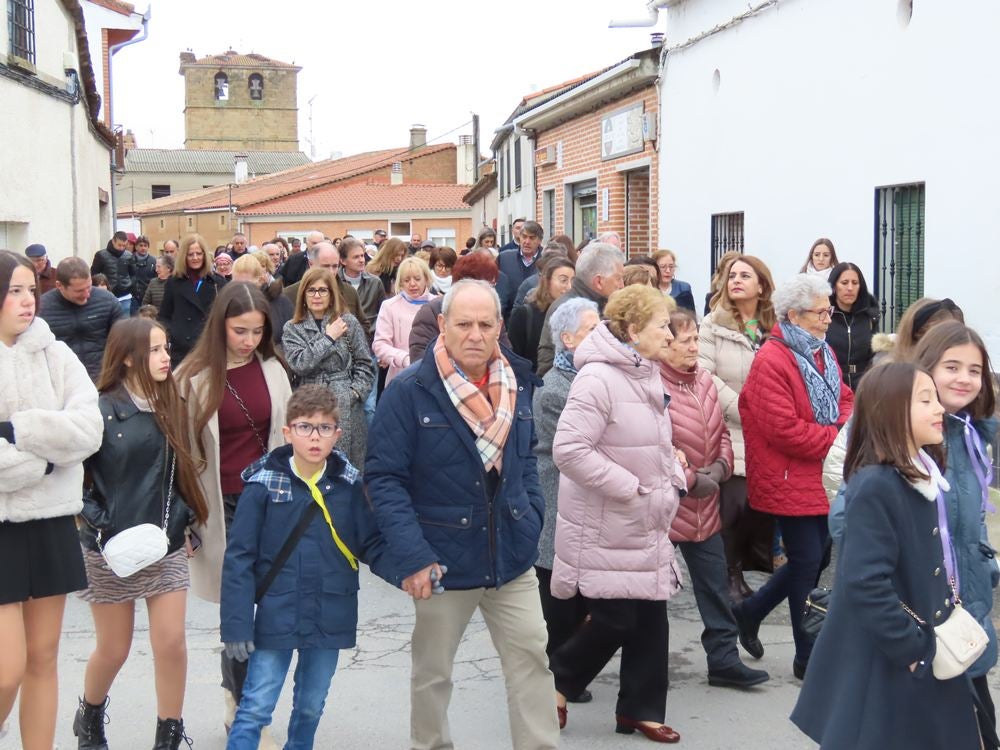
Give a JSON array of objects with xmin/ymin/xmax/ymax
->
[
  {"xmin": 553, "ymin": 349, "xmax": 578, "ymax": 374},
  {"xmin": 401, "ymin": 292, "xmax": 430, "ymax": 305},
  {"xmin": 778, "ymin": 321, "xmax": 841, "ymax": 426}
]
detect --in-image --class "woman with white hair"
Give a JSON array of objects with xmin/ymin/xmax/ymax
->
[
  {"xmin": 532, "ymin": 298, "xmax": 600, "ymax": 686},
  {"xmin": 732, "ymin": 273, "xmax": 854, "ymax": 680}
]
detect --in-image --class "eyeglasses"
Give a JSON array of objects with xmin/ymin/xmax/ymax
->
[
  {"xmin": 802, "ymin": 306, "xmax": 835, "ymax": 321},
  {"xmin": 290, "ymin": 422, "xmax": 340, "ymax": 438},
  {"xmin": 305, "ymin": 287, "xmax": 330, "ymax": 296}
]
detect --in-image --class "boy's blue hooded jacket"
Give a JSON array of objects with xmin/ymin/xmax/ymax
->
[{"xmin": 221, "ymin": 444, "xmax": 394, "ymax": 651}]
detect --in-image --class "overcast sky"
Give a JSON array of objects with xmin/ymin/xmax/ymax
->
[{"xmin": 113, "ymin": 0, "xmax": 663, "ymax": 159}]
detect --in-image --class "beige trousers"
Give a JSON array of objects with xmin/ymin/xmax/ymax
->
[{"xmin": 410, "ymin": 568, "xmax": 559, "ymax": 750}]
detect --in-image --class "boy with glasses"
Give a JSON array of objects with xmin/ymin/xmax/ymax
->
[{"xmin": 220, "ymin": 385, "xmax": 395, "ymax": 749}]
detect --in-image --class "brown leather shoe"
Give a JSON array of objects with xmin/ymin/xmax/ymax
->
[{"xmin": 615, "ymin": 716, "xmax": 681, "ymax": 743}]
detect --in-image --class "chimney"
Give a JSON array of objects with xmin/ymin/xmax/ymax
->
[
  {"xmin": 234, "ymin": 154, "xmax": 249, "ymax": 184},
  {"xmin": 391, "ymin": 161, "xmax": 403, "ymax": 185},
  {"xmin": 409, "ymin": 124, "xmax": 427, "ymax": 150},
  {"xmin": 650, "ymin": 32, "xmax": 665, "ymax": 48}
]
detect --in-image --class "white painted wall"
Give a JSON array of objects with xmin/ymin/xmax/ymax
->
[
  {"xmin": 0, "ymin": 1, "xmax": 112, "ymax": 261},
  {"xmin": 659, "ymin": 0, "xmax": 1000, "ymax": 355},
  {"xmin": 495, "ymin": 131, "xmax": 536, "ymax": 244}
]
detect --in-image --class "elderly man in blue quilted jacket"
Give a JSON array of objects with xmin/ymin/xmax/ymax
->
[{"xmin": 366, "ymin": 279, "xmax": 558, "ymax": 750}]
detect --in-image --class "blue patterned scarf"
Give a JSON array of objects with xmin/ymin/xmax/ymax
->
[
  {"xmin": 778, "ymin": 321, "xmax": 841, "ymax": 426},
  {"xmin": 553, "ymin": 349, "xmax": 578, "ymax": 374}
]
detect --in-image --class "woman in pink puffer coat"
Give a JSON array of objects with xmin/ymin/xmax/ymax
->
[
  {"xmin": 548, "ymin": 285, "xmax": 685, "ymax": 743},
  {"xmin": 658, "ymin": 309, "xmax": 770, "ymax": 690}
]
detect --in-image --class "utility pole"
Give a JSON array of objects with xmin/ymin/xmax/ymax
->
[{"xmin": 472, "ymin": 113, "xmax": 480, "ymax": 182}]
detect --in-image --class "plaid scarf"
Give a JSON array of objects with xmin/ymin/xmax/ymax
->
[{"xmin": 433, "ymin": 336, "xmax": 516, "ymax": 473}]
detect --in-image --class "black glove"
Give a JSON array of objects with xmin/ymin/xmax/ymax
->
[
  {"xmin": 697, "ymin": 458, "xmax": 729, "ymax": 486},
  {"xmin": 687, "ymin": 472, "xmax": 719, "ymax": 499},
  {"xmin": 0, "ymin": 421, "xmax": 14, "ymax": 444}
]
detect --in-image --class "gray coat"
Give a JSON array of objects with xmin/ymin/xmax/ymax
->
[
  {"xmin": 532, "ymin": 365, "xmax": 576, "ymax": 569},
  {"xmin": 281, "ymin": 313, "xmax": 375, "ymax": 470}
]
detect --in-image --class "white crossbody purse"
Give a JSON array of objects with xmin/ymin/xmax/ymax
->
[{"xmin": 97, "ymin": 456, "xmax": 174, "ymax": 578}]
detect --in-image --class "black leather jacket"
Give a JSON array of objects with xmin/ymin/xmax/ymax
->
[
  {"xmin": 80, "ymin": 388, "xmax": 194, "ymax": 554},
  {"xmin": 132, "ymin": 252, "xmax": 158, "ymax": 303}
]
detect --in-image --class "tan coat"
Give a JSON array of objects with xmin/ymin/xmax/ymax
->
[
  {"xmin": 186, "ymin": 355, "xmax": 292, "ymax": 602},
  {"xmin": 697, "ymin": 309, "xmax": 757, "ymax": 476}
]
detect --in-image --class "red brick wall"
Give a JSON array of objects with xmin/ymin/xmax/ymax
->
[{"xmin": 533, "ymin": 86, "xmax": 659, "ymax": 257}]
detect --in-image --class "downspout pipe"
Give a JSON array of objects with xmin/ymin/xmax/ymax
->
[
  {"xmin": 107, "ymin": 6, "xmax": 151, "ymax": 231},
  {"xmin": 609, "ymin": 0, "xmax": 672, "ymax": 28}
]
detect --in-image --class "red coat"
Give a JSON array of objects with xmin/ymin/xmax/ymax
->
[
  {"xmin": 738, "ymin": 325, "xmax": 853, "ymax": 517},
  {"xmin": 659, "ymin": 361, "xmax": 733, "ymax": 543}
]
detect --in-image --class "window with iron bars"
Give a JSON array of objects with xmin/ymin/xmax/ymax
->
[
  {"xmin": 8, "ymin": 0, "xmax": 36, "ymax": 65},
  {"xmin": 873, "ymin": 182, "xmax": 925, "ymax": 332},
  {"xmin": 710, "ymin": 212, "xmax": 744, "ymax": 275}
]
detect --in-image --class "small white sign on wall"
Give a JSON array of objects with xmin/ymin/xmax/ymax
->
[{"xmin": 601, "ymin": 188, "xmax": 610, "ymax": 221}]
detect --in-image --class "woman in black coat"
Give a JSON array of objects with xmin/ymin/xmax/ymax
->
[
  {"xmin": 508, "ymin": 258, "xmax": 575, "ymax": 372},
  {"xmin": 791, "ymin": 363, "xmax": 982, "ymax": 750},
  {"xmin": 825, "ymin": 262, "xmax": 878, "ymax": 390},
  {"xmin": 157, "ymin": 234, "xmax": 226, "ymax": 365}
]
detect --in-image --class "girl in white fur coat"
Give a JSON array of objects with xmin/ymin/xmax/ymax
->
[{"xmin": 0, "ymin": 250, "xmax": 103, "ymax": 750}]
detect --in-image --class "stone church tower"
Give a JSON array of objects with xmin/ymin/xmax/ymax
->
[{"xmin": 179, "ymin": 50, "xmax": 301, "ymax": 152}]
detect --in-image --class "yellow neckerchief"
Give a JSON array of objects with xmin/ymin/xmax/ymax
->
[{"xmin": 289, "ymin": 457, "xmax": 358, "ymax": 571}]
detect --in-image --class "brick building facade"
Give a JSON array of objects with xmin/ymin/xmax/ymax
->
[{"xmin": 516, "ymin": 48, "xmax": 660, "ymax": 257}]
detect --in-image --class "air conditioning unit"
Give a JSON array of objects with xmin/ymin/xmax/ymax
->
[
  {"xmin": 643, "ymin": 112, "xmax": 658, "ymax": 142},
  {"xmin": 535, "ymin": 144, "xmax": 557, "ymax": 167}
]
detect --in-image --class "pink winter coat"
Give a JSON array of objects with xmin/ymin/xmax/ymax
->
[
  {"xmin": 551, "ymin": 322, "xmax": 686, "ymax": 602},
  {"xmin": 372, "ymin": 292, "xmax": 435, "ymax": 385},
  {"xmin": 659, "ymin": 361, "xmax": 734, "ymax": 543}
]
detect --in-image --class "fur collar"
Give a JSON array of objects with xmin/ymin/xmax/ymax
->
[
  {"xmin": 9, "ymin": 316, "xmax": 55, "ymax": 353},
  {"xmin": 871, "ymin": 332, "xmax": 895, "ymax": 354},
  {"xmin": 909, "ymin": 450, "xmax": 950, "ymax": 501}
]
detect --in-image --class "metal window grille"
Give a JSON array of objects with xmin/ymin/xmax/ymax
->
[
  {"xmin": 8, "ymin": 0, "xmax": 35, "ymax": 64},
  {"xmin": 710, "ymin": 212, "xmax": 744, "ymax": 274},
  {"xmin": 873, "ymin": 183, "xmax": 925, "ymax": 332}
]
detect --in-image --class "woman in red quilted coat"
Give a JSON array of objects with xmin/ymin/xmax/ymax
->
[
  {"xmin": 658, "ymin": 309, "xmax": 769, "ymax": 690},
  {"xmin": 733, "ymin": 274, "xmax": 853, "ymax": 680}
]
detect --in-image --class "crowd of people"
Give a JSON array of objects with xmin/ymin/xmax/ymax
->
[{"xmin": 0, "ymin": 220, "xmax": 996, "ymax": 750}]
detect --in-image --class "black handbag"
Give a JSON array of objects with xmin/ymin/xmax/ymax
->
[{"xmin": 802, "ymin": 587, "xmax": 831, "ymax": 642}]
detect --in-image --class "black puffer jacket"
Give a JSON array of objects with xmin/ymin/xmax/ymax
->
[
  {"xmin": 80, "ymin": 388, "xmax": 194, "ymax": 554},
  {"xmin": 826, "ymin": 295, "xmax": 879, "ymax": 390},
  {"xmin": 132, "ymin": 252, "xmax": 158, "ymax": 304},
  {"xmin": 37, "ymin": 287, "xmax": 124, "ymax": 381},
  {"xmin": 91, "ymin": 241, "xmax": 136, "ymax": 297}
]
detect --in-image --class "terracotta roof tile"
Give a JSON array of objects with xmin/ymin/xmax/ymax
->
[
  {"xmin": 122, "ymin": 143, "xmax": 455, "ymax": 216},
  {"xmin": 182, "ymin": 50, "xmax": 299, "ymax": 69},
  {"xmin": 239, "ymin": 183, "xmax": 471, "ymax": 216}
]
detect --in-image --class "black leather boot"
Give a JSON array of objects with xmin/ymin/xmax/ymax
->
[
  {"xmin": 72, "ymin": 696, "xmax": 109, "ymax": 750},
  {"xmin": 152, "ymin": 717, "xmax": 192, "ymax": 750}
]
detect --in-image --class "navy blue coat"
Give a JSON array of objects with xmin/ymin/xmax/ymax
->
[
  {"xmin": 365, "ymin": 341, "xmax": 544, "ymax": 590},
  {"xmin": 220, "ymin": 445, "xmax": 394, "ymax": 651},
  {"xmin": 667, "ymin": 279, "xmax": 696, "ymax": 313},
  {"xmin": 792, "ymin": 464, "xmax": 981, "ymax": 749},
  {"xmin": 497, "ymin": 250, "xmax": 538, "ymax": 292}
]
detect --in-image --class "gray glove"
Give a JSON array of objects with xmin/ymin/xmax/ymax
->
[
  {"xmin": 429, "ymin": 565, "xmax": 449, "ymax": 595},
  {"xmin": 224, "ymin": 641, "xmax": 255, "ymax": 662},
  {"xmin": 697, "ymin": 458, "xmax": 729, "ymax": 486},
  {"xmin": 687, "ymin": 472, "xmax": 719, "ymax": 499}
]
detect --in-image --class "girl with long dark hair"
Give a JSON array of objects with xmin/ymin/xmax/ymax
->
[
  {"xmin": 73, "ymin": 318, "xmax": 209, "ymax": 750},
  {"xmin": 175, "ymin": 282, "xmax": 291, "ymax": 740}
]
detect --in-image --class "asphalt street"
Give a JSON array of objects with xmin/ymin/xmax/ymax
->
[{"xmin": 6, "ymin": 516, "xmax": 1000, "ymax": 749}]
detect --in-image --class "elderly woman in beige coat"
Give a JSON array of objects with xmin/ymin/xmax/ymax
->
[
  {"xmin": 176, "ymin": 283, "xmax": 291, "ymax": 747},
  {"xmin": 699, "ymin": 255, "xmax": 777, "ymax": 602}
]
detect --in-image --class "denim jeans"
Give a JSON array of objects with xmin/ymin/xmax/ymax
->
[
  {"xmin": 740, "ymin": 514, "xmax": 829, "ymax": 664},
  {"xmin": 677, "ymin": 532, "xmax": 741, "ymax": 670},
  {"xmin": 226, "ymin": 648, "xmax": 339, "ymax": 749},
  {"xmin": 363, "ymin": 353, "xmax": 378, "ymax": 426}
]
